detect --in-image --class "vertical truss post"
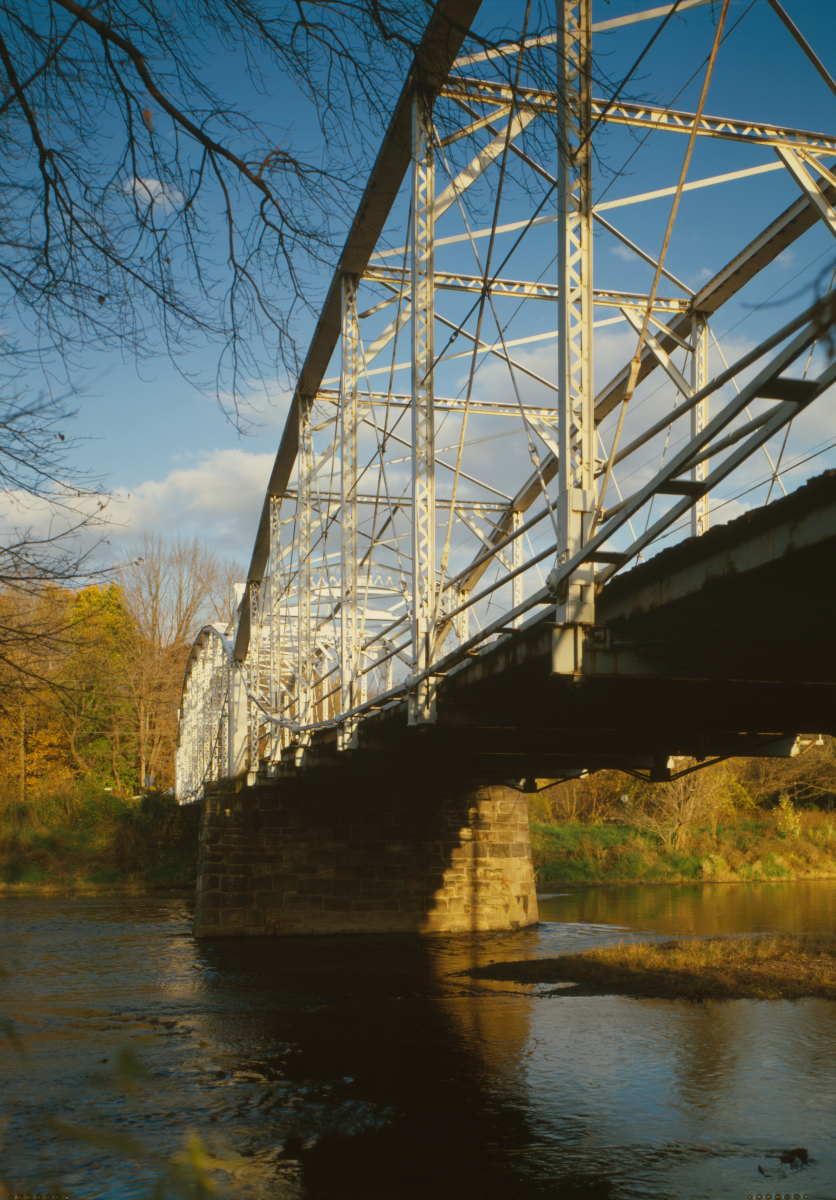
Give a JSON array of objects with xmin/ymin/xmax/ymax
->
[
  {"xmin": 200, "ymin": 643, "xmax": 209, "ymax": 785},
  {"xmin": 206, "ymin": 646, "xmax": 213, "ymax": 781},
  {"xmin": 269, "ymin": 496, "xmax": 284, "ymax": 760},
  {"xmin": 194, "ymin": 651, "xmax": 201, "ymax": 788},
  {"xmin": 409, "ymin": 90, "xmax": 438, "ymax": 725},
  {"xmin": 381, "ymin": 644, "xmax": 394, "ymax": 692},
  {"xmin": 455, "ymin": 591, "xmax": 470, "ymax": 645},
  {"xmin": 181, "ymin": 689, "xmax": 188, "ymax": 798},
  {"xmin": 201, "ymin": 643, "xmax": 208, "ymax": 785},
  {"xmin": 248, "ymin": 583, "xmax": 260, "ymax": 778},
  {"xmin": 691, "ymin": 314, "xmax": 709, "ymax": 537},
  {"xmin": 210, "ymin": 638, "xmax": 218, "ymax": 781},
  {"xmin": 228, "ymin": 658, "xmax": 249, "ymax": 777},
  {"xmin": 194, "ymin": 650, "xmax": 201, "ymax": 788},
  {"xmin": 557, "ymin": 0, "xmax": 596, "ymax": 625},
  {"xmin": 192, "ymin": 673, "xmax": 199, "ymax": 794},
  {"xmin": 213, "ymin": 640, "xmax": 219, "ymax": 782},
  {"xmin": 340, "ymin": 274, "xmax": 361, "ymax": 749},
  {"xmin": 206, "ymin": 641, "xmax": 212, "ymax": 782},
  {"xmin": 193, "ymin": 671, "xmax": 199, "ymax": 793},
  {"xmin": 296, "ymin": 402, "xmax": 314, "ymax": 760},
  {"xmin": 193, "ymin": 673, "xmax": 200, "ymax": 794},
  {"xmin": 205, "ymin": 648, "xmax": 212, "ymax": 783},
  {"xmin": 187, "ymin": 682, "xmax": 194, "ymax": 797},
  {"xmin": 512, "ymin": 510, "xmax": 524, "ymax": 626},
  {"xmin": 224, "ymin": 655, "xmax": 231, "ymax": 779},
  {"xmin": 215, "ymin": 642, "xmax": 223, "ymax": 781},
  {"xmin": 358, "ymin": 652, "xmax": 368, "ymax": 707},
  {"xmin": 194, "ymin": 671, "xmax": 200, "ymax": 792}
]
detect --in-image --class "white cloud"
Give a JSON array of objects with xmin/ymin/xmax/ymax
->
[
  {"xmin": 110, "ymin": 448, "xmax": 274, "ymax": 558},
  {"xmin": 710, "ymin": 497, "xmax": 752, "ymax": 525},
  {"xmin": 0, "ymin": 446, "xmax": 281, "ymax": 575},
  {"xmin": 123, "ymin": 176, "xmax": 184, "ymax": 213},
  {"xmin": 610, "ymin": 244, "xmax": 637, "ymax": 262}
]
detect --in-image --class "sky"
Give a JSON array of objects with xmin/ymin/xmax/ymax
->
[{"xmin": 6, "ymin": 0, "xmax": 836, "ymax": 582}]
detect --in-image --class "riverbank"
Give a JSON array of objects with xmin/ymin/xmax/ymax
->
[
  {"xmin": 468, "ymin": 933, "xmax": 836, "ymax": 1000},
  {"xmin": 0, "ymin": 791, "xmax": 198, "ymax": 893},
  {"xmin": 6, "ymin": 801, "xmax": 836, "ymax": 896},
  {"xmin": 0, "ymin": 878, "xmax": 196, "ymax": 895},
  {"xmin": 531, "ymin": 814, "xmax": 836, "ymax": 886}
]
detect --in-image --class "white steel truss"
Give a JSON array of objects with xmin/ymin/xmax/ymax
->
[{"xmin": 175, "ymin": 0, "xmax": 836, "ymax": 801}]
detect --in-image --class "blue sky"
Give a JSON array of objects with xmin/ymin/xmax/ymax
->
[{"xmin": 13, "ymin": 0, "xmax": 836, "ymax": 573}]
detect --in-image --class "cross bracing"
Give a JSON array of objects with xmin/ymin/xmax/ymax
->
[
  {"xmin": 442, "ymin": 79, "xmax": 836, "ymax": 157},
  {"xmin": 177, "ymin": 0, "xmax": 836, "ymax": 802}
]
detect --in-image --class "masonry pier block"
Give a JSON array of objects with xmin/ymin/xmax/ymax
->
[{"xmin": 193, "ymin": 776, "xmax": 538, "ymax": 936}]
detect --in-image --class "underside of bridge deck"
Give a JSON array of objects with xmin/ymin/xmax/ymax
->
[{"xmin": 289, "ymin": 469, "xmax": 836, "ymax": 783}]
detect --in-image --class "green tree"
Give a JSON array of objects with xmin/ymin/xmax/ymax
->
[{"xmin": 58, "ymin": 584, "xmax": 136, "ymax": 793}]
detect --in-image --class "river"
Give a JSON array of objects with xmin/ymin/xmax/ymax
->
[{"xmin": 2, "ymin": 882, "xmax": 835, "ymax": 1199}]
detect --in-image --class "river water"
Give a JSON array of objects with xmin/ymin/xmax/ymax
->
[{"xmin": 2, "ymin": 882, "xmax": 835, "ymax": 1199}]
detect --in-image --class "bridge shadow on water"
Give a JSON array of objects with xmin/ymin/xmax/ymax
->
[
  {"xmin": 7, "ymin": 892, "xmax": 834, "ymax": 1197},
  {"xmin": 196, "ymin": 929, "xmax": 617, "ymax": 1199}
]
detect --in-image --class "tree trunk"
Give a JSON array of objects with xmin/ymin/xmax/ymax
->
[
  {"xmin": 139, "ymin": 698, "xmax": 146, "ymax": 791},
  {"xmin": 67, "ymin": 729, "xmax": 92, "ymax": 777},
  {"xmin": 111, "ymin": 729, "xmax": 121, "ymax": 792},
  {"xmin": 18, "ymin": 704, "xmax": 25, "ymax": 815}
]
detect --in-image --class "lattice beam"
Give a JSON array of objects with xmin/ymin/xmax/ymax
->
[
  {"xmin": 691, "ymin": 315, "xmax": 709, "ymax": 537},
  {"xmin": 340, "ymin": 274, "xmax": 361, "ymax": 749},
  {"xmin": 409, "ymin": 91, "xmax": 438, "ymax": 725},
  {"xmin": 557, "ymin": 0, "xmax": 596, "ymax": 625}
]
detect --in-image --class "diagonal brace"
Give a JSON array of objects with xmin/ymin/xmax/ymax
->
[{"xmin": 775, "ymin": 146, "xmax": 836, "ymax": 238}]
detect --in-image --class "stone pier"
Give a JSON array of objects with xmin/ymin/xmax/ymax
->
[{"xmin": 193, "ymin": 775, "xmax": 538, "ymax": 936}]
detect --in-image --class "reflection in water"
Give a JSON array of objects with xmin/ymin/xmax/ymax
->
[
  {"xmin": 537, "ymin": 878, "xmax": 836, "ymax": 937},
  {"xmin": 1, "ymin": 885, "xmax": 834, "ymax": 1199}
]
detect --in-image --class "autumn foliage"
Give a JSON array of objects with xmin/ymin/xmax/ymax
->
[{"xmin": 0, "ymin": 533, "xmax": 241, "ymax": 807}]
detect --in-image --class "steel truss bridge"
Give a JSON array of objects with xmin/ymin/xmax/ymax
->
[{"xmin": 176, "ymin": 0, "xmax": 836, "ymax": 803}]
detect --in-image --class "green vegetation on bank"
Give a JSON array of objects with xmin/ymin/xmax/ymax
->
[
  {"xmin": 528, "ymin": 740, "xmax": 836, "ymax": 886},
  {"xmin": 467, "ymin": 933, "xmax": 836, "ymax": 1000},
  {"xmin": 3, "ymin": 738, "xmax": 835, "ymax": 894},
  {"xmin": 531, "ymin": 811, "xmax": 836, "ymax": 886},
  {"xmin": 0, "ymin": 787, "xmax": 198, "ymax": 892}
]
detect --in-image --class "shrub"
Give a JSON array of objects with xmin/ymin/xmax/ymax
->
[
  {"xmin": 776, "ymin": 795, "xmax": 801, "ymax": 839},
  {"xmin": 109, "ymin": 790, "xmax": 195, "ymax": 872}
]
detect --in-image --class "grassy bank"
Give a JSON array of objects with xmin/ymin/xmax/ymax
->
[
  {"xmin": 531, "ymin": 811, "xmax": 836, "ymax": 886},
  {"xmin": 467, "ymin": 933, "xmax": 836, "ymax": 1000},
  {"xmin": 0, "ymin": 790, "xmax": 198, "ymax": 893}
]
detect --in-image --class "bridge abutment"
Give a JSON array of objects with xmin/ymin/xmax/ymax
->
[{"xmin": 193, "ymin": 776, "xmax": 538, "ymax": 936}]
